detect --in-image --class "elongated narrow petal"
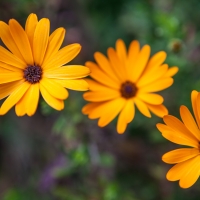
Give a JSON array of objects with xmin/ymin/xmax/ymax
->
[
  {"xmin": 85, "ymin": 61, "xmax": 119, "ymax": 89},
  {"xmin": 0, "ymin": 80, "xmax": 24, "ymax": 100},
  {"xmin": 162, "ymin": 148, "xmax": 200, "ymax": 164},
  {"xmin": 137, "ymin": 64, "xmax": 168, "ymax": 87},
  {"xmin": 82, "ymin": 102, "xmax": 102, "ymax": 115},
  {"xmin": 163, "ymin": 115, "xmax": 198, "ymax": 142},
  {"xmin": 134, "ymin": 98, "xmax": 151, "ymax": 117},
  {"xmin": 40, "ymin": 84, "xmax": 64, "ymax": 110},
  {"xmin": 0, "ymin": 71, "xmax": 23, "ymax": 84},
  {"xmin": 147, "ymin": 104, "xmax": 168, "ymax": 117},
  {"xmin": 180, "ymin": 105, "xmax": 200, "ymax": 141},
  {"xmin": 15, "ymin": 83, "xmax": 40, "ymax": 116},
  {"xmin": 25, "ymin": 13, "xmax": 38, "ymax": 49},
  {"xmin": 9, "ymin": 19, "xmax": 34, "ymax": 65},
  {"xmin": 98, "ymin": 98, "xmax": 126, "ymax": 127},
  {"xmin": 43, "ymin": 28, "xmax": 65, "ymax": 64},
  {"xmin": 107, "ymin": 47, "xmax": 127, "ymax": 82},
  {"xmin": 83, "ymin": 89, "xmax": 120, "ymax": 102},
  {"xmin": 117, "ymin": 100, "xmax": 135, "ymax": 134},
  {"xmin": 179, "ymin": 156, "xmax": 200, "ymax": 188},
  {"xmin": 44, "ymin": 65, "xmax": 90, "ymax": 79},
  {"xmin": 191, "ymin": 90, "xmax": 200, "ymax": 128},
  {"xmin": 165, "ymin": 66, "xmax": 179, "ymax": 77},
  {"xmin": 144, "ymin": 51, "xmax": 166, "ymax": 74},
  {"xmin": 55, "ymin": 79, "xmax": 89, "ymax": 91},
  {"xmin": 0, "ymin": 46, "xmax": 27, "ymax": 69},
  {"xmin": 33, "ymin": 18, "xmax": 50, "ymax": 66},
  {"xmin": 129, "ymin": 45, "xmax": 150, "ymax": 82},
  {"xmin": 42, "ymin": 44, "xmax": 81, "ymax": 70},
  {"xmin": 40, "ymin": 78, "xmax": 68, "ymax": 100},
  {"xmin": 88, "ymin": 98, "xmax": 126, "ymax": 119},
  {"xmin": 137, "ymin": 93, "xmax": 164, "ymax": 105},
  {"xmin": 0, "ymin": 21, "xmax": 24, "ymax": 61},
  {"xmin": 94, "ymin": 52, "xmax": 119, "ymax": 82},
  {"xmin": 139, "ymin": 78, "xmax": 173, "ymax": 93},
  {"xmin": 115, "ymin": 39, "xmax": 127, "ymax": 69},
  {"xmin": 157, "ymin": 123, "xmax": 199, "ymax": 148},
  {"xmin": 0, "ymin": 82, "xmax": 30, "ymax": 115}
]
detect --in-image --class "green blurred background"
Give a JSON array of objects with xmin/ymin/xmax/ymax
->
[{"xmin": 0, "ymin": 0, "xmax": 200, "ymax": 199}]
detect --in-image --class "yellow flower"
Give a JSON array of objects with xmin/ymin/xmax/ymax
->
[
  {"xmin": 157, "ymin": 90, "xmax": 200, "ymax": 188},
  {"xmin": 82, "ymin": 39, "xmax": 178, "ymax": 134},
  {"xmin": 0, "ymin": 13, "xmax": 90, "ymax": 116}
]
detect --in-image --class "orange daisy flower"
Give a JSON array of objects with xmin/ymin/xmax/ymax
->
[
  {"xmin": 82, "ymin": 39, "xmax": 178, "ymax": 134},
  {"xmin": 157, "ymin": 90, "xmax": 200, "ymax": 188},
  {"xmin": 0, "ymin": 13, "xmax": 90, "ymax": 116}
]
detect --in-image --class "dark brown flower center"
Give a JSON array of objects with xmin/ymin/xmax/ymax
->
[
  {"xmin": 120, "ymin": 81, "xmax": 137, "ymax": 99},
  {"xmin": 24, "ymin": 65, "xmax": 42, "ymax": 84}
]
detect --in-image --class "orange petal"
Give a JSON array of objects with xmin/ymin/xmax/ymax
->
[
  {"xmin": 9, "ymin": 19, "xmax": 34, "ymax": 65},
  {"xmin": 162, "ymin": 148, "xmax": 200, "ymax": 164},
  {"xmin": 134, "ymin": 98, "xmax": 151, "ymax": 118},
  {"xmin": 147, "ymin": 104, "xmax": 168, "ymax": 117}
]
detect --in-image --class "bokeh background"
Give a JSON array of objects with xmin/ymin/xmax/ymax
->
[{"xmin": 0, "ymin": 0, "xmax": 200, "ymax": 199}]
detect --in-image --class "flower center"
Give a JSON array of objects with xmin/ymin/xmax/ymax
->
[
  {"xmin": 120, "ymin": 81, "xmax": 137, "ymax": 99},
  {"xmin": 24, "ymin": 65, "xmax": 42, "ymax": 84}
]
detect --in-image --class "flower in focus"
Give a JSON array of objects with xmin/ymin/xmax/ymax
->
[
  {"xmin": 0, "ymin": 13, "xmax": 90, "ymax": 116},
  {"xmin": 82, "ymin": 39, "xmax": 178, "ymax": 134},
  {"xmin": 157, "ymin": 90, "xmax": 200, "ymax": 188}
]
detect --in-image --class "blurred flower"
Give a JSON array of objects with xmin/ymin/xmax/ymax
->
[
  {"xmin": 0, "ymin": 13, "xmax": 90, "ymax": 116},
  {"xmin": 82, "ymin": 39, "xmax": 178, "ymax": 134},
  {"xmin": 157, "ymin": 90, "xmax": 200, "ymax": 188}
]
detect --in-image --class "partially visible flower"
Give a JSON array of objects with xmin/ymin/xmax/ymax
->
[
  {"xmin": 0, "ymin": 13, "xmax": 90, "ymax": 116},
  {"xmin": 157, "ymin": 90, "xmax": 200, "ymax": 188},
  {"xmin": 82, "ymin": 39, "xmax": 178, "ymax": 134}
]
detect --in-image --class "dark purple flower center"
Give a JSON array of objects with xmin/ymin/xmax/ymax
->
[
  {"xmin": 24, "ymin": 65, "xmax": 42, "ymax": 84},
  {"xmin": 120, "ymin": 81, "xmax": 137, "ymax": 99}
]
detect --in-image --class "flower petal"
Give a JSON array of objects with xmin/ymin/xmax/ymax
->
[
  {"xmin": 137, "ymin": 93, "xmax": 164, "ymax": 105},
  {"xmin": 162, "ymin": 148, "xmax": 200, "ymax": 164},
  {"xmin": 156, "ymin": 123, "xmax": 199, "ymax": 148},
  {"xmin": 25, "ymin": 13, "xmax": 38, "ymax": 49},
  {"xmin": 42, "ymin": 43, "xmax": 81, "ymax": 70},
  {"xmin": 55, "ymin": 79, "xmax": 89, "ymax": 91},
  {"xmin": 85, "ymin": 61, "xmax": 119, "ymax": 89},
  {"xmin": 0, "ymin": 21, "xmax": 24, "ymax": 61},
  {"xmin": 117, "ymin": 100, "xmax": 135, "ymax": 134},
  {"xmin": 179, "ymin": 155, "xmax": 200, "ymax": 188},
  {"xmin": 88, "ymin": 98, "xmax": 126, "ymax": 120},
  {"xmin": 0, "ymin": 81, "xmax": 30, "ymax": 115},
  {"xmin": 137, "ymin": 64, "xmax": 168, "ymax": 87},
  {"xmin": 94, "ymin": 52, "xmax": 119, "ymax": 82},
  {"xmin": 147, "ymin": 104, "xmax": 168, "ymax": 117},
  {"xmin": 39, "ymin": 83, "xmax": 64, "ymax": 110},
  {"xmin": 98, "ymin": 98, "xmax": 126, "ymax": 127},
  {"xmin": 0, "ymin": 80, "xmax": 24, "ymax": 100},
  {"xmin": 163, "ymin": 115, "xmax": 198, "ymax": 142},
  {"xmin": 127, "ymin": 40, "xmax": 140, "ymax": 79},
  {"xmin": 33, "ymin": 18, "xmax": 50, "ymax": 66},
  {"xmin": 144, "ymin": 51, "xmax": 166, "ymax": 74},
  {"xmin": 0, "ymin": 71, "xmax": 23, "ymax": 84},
  {"xmin": 83, "ymin": 89, "xmax": 120, "ymax": 102},
  {"xmin": 180, "ymin": 105, "xmax": 200, "ymax": 141},
  {"xmin": 115, "ymin": 39, "xmax": 127, "ymax": 69},
  {"xmin": 9, "ymin": 19, "xmax": 34, "ymax": 65},
  {"xmin": 134, "ymin": 98, "xmax": 151, "ymax": 117},
  {"xmin": 0, "ymin": 46, "xmax": 27, "ymax": 69},
  {"xmin": 130, "ymin": 45, "xmax": 150, "ymax": 82},
  {"xmin": 139, "ymin": 78, "xmax": 173, "ymax": 93},
  {"xmin": 40, "ymin": 77, "xmax": 68, "ymax": 100},
  {"xmin": 15, "ymin": 83, "xmax": 40, "ymax": 116},
  {"xmin": 107, "ymin": 47, "xmax": 127, "ymax": 82},
  {"xmin": 43, "ymin": 28, "xmax": 65, "ymax": 64},
  {"xmin": 165, "ymin": 66, "xmax": 179, "ymax": 77},
  {"xmin": 82, "ymin": 102, "xmax": 101, "ymax": 115},
  {"xmin": 44, "ymin": 65, "xmax": 90, "ymax": 79},
  {"xmin": 191, "ymin": 90, "xmax": 200, "ymax": 128}
]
